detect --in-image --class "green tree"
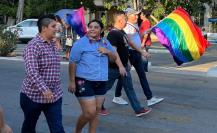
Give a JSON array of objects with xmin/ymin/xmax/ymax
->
[
  {"xmin": 23, "ymin": 0, "xmax": 96, "ymax": 18},
  {"xmin": 103, "ymin": 0, "xmax": 129, "ymax": 10},
  {"xmin": 144, "ymin": 0, "xmax": 212, "ymax": 20},
  {"xmin": 0, "ymin": 25, "xmax": 17, "ymax": 56},
  {"xmin": 0, "ymin": 0, "xmax": 17, "ymax": 17}
]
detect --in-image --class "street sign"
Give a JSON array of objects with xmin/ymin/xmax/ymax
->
[{"xmin": 208, "ymin": 18, "xmax": 217, "ymax": 22}]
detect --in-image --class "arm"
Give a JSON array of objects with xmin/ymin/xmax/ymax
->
[
  {"xmin": 68, "ymin": 63, "xmax": 76, "ymax": 93},
  {"xmin": 107, "ymin": 40, "xmax": 117, "ymax": 62},
  {"xmin": 107, "ymin": 32, "xmax": 126, "ymax": 76},
  {"xmin": 98, "ymin": 39, "xmax": 117, "ymax": 62},
  {"xmin": 98, "ymin": 47, "xmax": 116, "ymax": 62},
  {"xmin": 127, "ymin": 36, "xmax": 150, "ymax": 58},
  {"xmin": 68, "ymin": 41, "xmax": 82, "ymax": 93},
  {"xmin": 107, "ymin": 50, "xmax": 116, "ymax": 62},
  {"xmin": 141, "ymin": 33, "xmax": 151, "ymax": 49},
  {"xmin": 124, "ymin": 24, "xmax": 150, "ymax": 57},
  {"xmin": 113, "ymin": 46, "xmax": 127, "ymax": 76}
]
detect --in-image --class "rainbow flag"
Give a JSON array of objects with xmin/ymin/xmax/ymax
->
[
  {"xmin": 67, "ymin": 7, "xmax": 87, "ymax": 37},
  {"xmin": 152, "ymin": 7, "xmax": 209, "ymax": 65}
]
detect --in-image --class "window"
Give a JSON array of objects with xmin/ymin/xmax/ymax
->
[
  {"xmin": 30, "ymin": 21, "xmax": 37, "ymax": 27},
  {"xmin": 17, "ymin": 21, "xmax": 32, "ymax": 27}
]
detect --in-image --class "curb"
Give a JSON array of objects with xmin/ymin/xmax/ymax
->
[
  {"xmin": 207, "ymin": 65, "xmax": 217, "ymax": 77},
  {"xmin": 0, "ymin": 56, "xmax": 69, "ymax": 65},
  {"xmin": 13, "ymin": 48, "xmax": 170, "ymax": 57},
  {"xmin": 149, "ymin": 49, "xmax": 169, "ymax": 54},
  {"xmin": 149, "ymin": 66, "xmax": 207, "ymax": 77}
]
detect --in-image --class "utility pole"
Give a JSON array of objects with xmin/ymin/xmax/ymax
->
[{"xmin": 16, "ymin": 0, "xmax": 25, "ymax": 24}]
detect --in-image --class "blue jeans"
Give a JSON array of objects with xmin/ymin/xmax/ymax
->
[
  {"xmin": 115, "ymin": 50, "xmax": 153, "ymax": 100},
  {"xmin": 106, "ymin": 68, "xmax": 143, "ymax": 113},
  {"xmin": 20, "ymin": 93, "xmax": 65, "ymax": 133},
  {"xmin": 143, "ymin": 46, "xmax": 150, "ymax": 72}
]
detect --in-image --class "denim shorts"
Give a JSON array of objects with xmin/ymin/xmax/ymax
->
[{"xmin": 74, "ymin": 77, "xmax": 107, "ymax": 99}]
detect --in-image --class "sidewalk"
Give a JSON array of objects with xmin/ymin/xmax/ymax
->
[{"xmin": 0, "ymin": 42, "xmax": 216, "ymax": 78}]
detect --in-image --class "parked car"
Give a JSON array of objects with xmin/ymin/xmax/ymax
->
[{"xmin": 6, "ymin": 19, "xmax": 38, "ymax": 43}]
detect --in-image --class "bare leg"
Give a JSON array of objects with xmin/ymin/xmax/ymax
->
[
  {"xmin": 75, "ymin": 99, "xmax": 97, "ymax": 133},
  {"xmin": 1, "ymin": 124, "xmax": 12, "ymax": 133},
  {"xmin": 65, "ymin": 50, "xmax": 70, "ymax": 60},
  {"xmin": 88, "ymin": 96, "xmax": 105, "ymax": 133},
  {"xmin": 55, "ymin": 39, "xmax": 62, "ymax": 50},
  {"xmin": 0, "ymin": 108, "xmax": 4, "ymax": 130},
  {"xmin": 0, "ymin": 108, "xmax": 12, "ymax": 133}
]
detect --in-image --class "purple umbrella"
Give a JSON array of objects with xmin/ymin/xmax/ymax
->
[{"xmin": 55, "ymin": 9, "xmax": 73, "ymax": 23}]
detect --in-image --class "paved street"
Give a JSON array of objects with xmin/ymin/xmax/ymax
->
[
  {"xmin": 1, "ymin": 0, "xmax": 217, "ymax": 132},
  {"xmin": 0, "ymin": 41, "xmax": 217, "ymax": 133},
  {"xmin": 1, "ymin": 59, "xmax": 217, "ymax": 133}
]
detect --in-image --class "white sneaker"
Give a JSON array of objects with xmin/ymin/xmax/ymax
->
[
  {"xmin": 147, "ymin": 97, "xmax": 164, "ymax": 106},
  {"xmin": 112, "ymin": 96, "xmax": 128, "ymax": 105}
]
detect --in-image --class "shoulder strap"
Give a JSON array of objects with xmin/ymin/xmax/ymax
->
[{"xmin": 127, "ymin": 23, "xmax": 140, "ymax": 33}]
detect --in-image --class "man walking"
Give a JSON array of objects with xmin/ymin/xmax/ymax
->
[
  {"xmin": 20, "ymin": 14, "xmax": 65, "ymax": 133},
  {"xmin": 100, "ymin": 11, "xmax": 151, "ymax": 117},
  {"xmin": 113, "ymin": 8, "xmax": 164, "ymax": 106}
]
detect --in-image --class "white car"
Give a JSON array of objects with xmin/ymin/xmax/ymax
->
[{"xmin": 6, "ymin": 19, "xmax": 38, "ymax": 43}]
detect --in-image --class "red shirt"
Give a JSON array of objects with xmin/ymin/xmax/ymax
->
[{"xmin": 140, "ymin": 20, "xmax": 152, "ymax": 46}]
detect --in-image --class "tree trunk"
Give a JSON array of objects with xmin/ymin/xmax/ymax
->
[
  {"xmin": 133, "ymin": 0, "xmax": 137, "ymax": 9},
  {"xmin": 16, "ymin": 0, "xmax": 25, "ymax": 24}
]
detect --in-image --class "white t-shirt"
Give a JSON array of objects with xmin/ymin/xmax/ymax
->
[{"xmin": 123, "ymin": 22, "xmax": 141, "ymax": 49}]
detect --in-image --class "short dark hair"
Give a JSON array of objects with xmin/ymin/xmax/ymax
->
[
  {"xmin": 141, "ymin": 9, "xmax": 151, "ymax": 18},
  {"xmin": 87, "ymin": 19, "xmax": 104, "ymax": 29},
  {"xmin": 55, "ymin": 15, "xmax": 62, "ymax": 24},
  {"xmin": 138, "ymin": 9, "xmax": 152, "ymax": 27},
  {"xmin": 112, "ymin": 10, "xmax": 126, "ymax": 24},
  {"xmin": 37, "ymin": 14, "xmax": 56, "ymax": 33}
]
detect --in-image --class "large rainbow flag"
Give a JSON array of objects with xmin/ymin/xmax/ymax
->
[
  {"xmin": 152, "ymin": 7, "xmax": 209, "ymax": 65},
  {"xmin": 67, "ymin": 7, "xmax": 87, "ymax": 37}
]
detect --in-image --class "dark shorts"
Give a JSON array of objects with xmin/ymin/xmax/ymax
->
[
  {"xmin": 74, "ymin": 77, "xmax": 107, "ymax": 100},
  {"xmin": 65, "ymin": 45, "xmax": 72, "ymax": 52}
]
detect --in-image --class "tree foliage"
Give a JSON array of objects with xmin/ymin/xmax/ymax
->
[
  {"xmin": 1, "ymin": 0, "xmax": 96, "ymax": 19},
  {"xmin": 23, "ymin": 0, "xmax": 96, "ymax": 18},
  {"xmin": 0, "ymin": 0, "xmax": 18, "ymax": 17},
  {"xmin": 144, "ymin": 0, "xmax": 212, "ymax": 20},
  {"xmin": 103, "ymin": 0, "xmax": 130, "ymax": 10},
  {"xmin": 0, "ymin": 25, "xmax": 17, "ymax": 56},
  {"xmin": 103, "ymin": 0, "xmax": 212, "ymax": 19},
  {"xmin": 0, "ymin": 0, "xmax": 214, "ymax": 25}
]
